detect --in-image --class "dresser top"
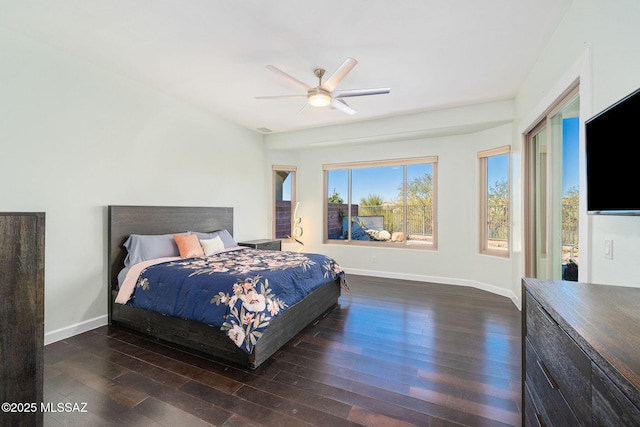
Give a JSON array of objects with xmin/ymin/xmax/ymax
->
[{"xmin": 523, "ymin": 278, "xmax": 640, "ymax": 404}]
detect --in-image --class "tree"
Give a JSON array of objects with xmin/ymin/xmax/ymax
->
[
  {"xmin": 486, "ymin": 178, "xmax": 509, "ymax": 240},
  {"xmin": 562, "ymin": 186, "xmax": 579, "ymax": 247},
  {"xmin": 327, "ymin": 188, "xmax": 344, "ymax": 204},
  {"xmin": 564, "ymin": 186, "xmax": 579, "ymax": 203},
  {"xmin": 398, "ymin": 173, "xmax": 432, "ymax": 204},
  {"xmin": 395, "ymin": 173, "xmax": 434, "ymax": 236},
  {"xmin": 489, "ymin": 178, "xmax": 508, "ymax": 203},
  {"xmin": 360, "ymin": 194, "xmax": 384, "ymax": 206}
]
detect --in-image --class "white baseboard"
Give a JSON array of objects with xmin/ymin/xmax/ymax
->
[
  {"xmin": 43, "ymin": 270, "xmax": 520, "ymax": 346},
  {"xmin": 44, "ymin": 314, "xmax": 108, "ymax": 346},
  {"xmin": 344, "ymin": 267, "xmax": 520, "ymax": 308}
]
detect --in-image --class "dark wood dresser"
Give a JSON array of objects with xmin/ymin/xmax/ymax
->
[
  {"xmin": 522, "ymin": 278, "xmax": 640, "ymax": 426},
  {"xmin": 0, "ymin": 213, "xmax": 45, "ymax": 427},
  {"xmin": 238, "ymin": 239, "xmax": 281, "ymax": 251}
]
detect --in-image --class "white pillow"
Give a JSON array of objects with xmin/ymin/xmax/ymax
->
[{"xmin": 200, "ymin": 236, "xmax": 225, "ymax": 256}]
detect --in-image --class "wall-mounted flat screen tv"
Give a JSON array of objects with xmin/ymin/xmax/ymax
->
[{"xmin": 586, "ymin": 87, "xmax": 640, "ymax": 215}]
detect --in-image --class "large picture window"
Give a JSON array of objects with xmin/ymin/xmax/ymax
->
[
  {"xmin": 478, "ymin": 146, "xmax": 510, "ymax": 256},
  {"xmin": 324, "ymin": 157, "xmax": 437, "ymax": 248}
]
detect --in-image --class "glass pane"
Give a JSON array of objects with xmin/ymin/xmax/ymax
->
[
  {"xmin": 327, "ymin": 169, "xmax": 348, "ymax": 240},
  {"xmin": 274, "ymin": 170, "xmax": 293, "ymax": 239},
  {"xmin": 351, "ymin": 166, "xmax": 403, "ymax": 242},
  {"xmin": 551, "ymin": 94, "xmax": 580, "ymax": 279},
  {"xmin": 562, "ymin": 116, "xmax": 579, "ymax": 266},
  {"xmin": 486, "ymin": 154, "xmax": 509, "ymax": 251},
  {"xmin": 534, "ymin": 128, "xmax": 548, "ymax": 278},
  {"xmin": 406, "ymin": 163, "xmax": 433, "ymax": 245}
]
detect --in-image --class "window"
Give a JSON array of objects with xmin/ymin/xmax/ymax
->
[
  {"xmin": 478, "ymin": 146, "xmax": 510, "ymax": 256},
  {"xmin": 324, "ymin": 157, "xmax": 437, "ymax": 248},
  {"xmin": 272, "ymin": 166, "xmax": 296, "ymax": 240}
]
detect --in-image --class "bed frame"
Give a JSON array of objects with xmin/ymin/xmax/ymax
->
[{"xmin": 108, "ymin": 205, "xmax": 340, "ymax": 369}]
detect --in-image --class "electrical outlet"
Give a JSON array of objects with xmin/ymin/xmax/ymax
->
[{"xmin": 605, "ymin": 239, "xmax": 613, "ymax": 259}]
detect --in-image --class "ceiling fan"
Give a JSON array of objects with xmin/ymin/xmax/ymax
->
[{"xmin": 256, "ymin": 58, "xmax": 390, "ymax": 115}]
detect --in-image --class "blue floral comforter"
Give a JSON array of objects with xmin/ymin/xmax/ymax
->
[{"xmin": 128, "ymin": 248, "xmax": 344, "ymax": 354}]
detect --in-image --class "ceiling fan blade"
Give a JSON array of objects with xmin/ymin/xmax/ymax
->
[
  {"xmin": 330, "ymin": 98, "xmax": 357, "ymax": 115},
  {"xmin": 322, "ymin": 58, "xmax": 358, "ymax": 92},
  {"xmin": 255, "ymin": 95, "xmax": 307, "ymax": 100},
  {"xmin": 266, "ymin": 65, "xmax": 311, "ymax": 92},
  {"xmin": 333, "ymin": 88, "xmax": 390, "ymax": 98},
  {"xmin": 297, "ymin": 103, "xmax": 309, "ymax": 115}
]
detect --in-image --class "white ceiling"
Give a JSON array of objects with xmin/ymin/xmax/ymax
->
[{"xmin": 0, "ymin": 0, "xmax": 574, "ymax": 134}]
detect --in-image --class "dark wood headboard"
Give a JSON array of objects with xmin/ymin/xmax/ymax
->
[{"xmin": 107, "ymin": 205, "xmax": 233, "ymax": 292}]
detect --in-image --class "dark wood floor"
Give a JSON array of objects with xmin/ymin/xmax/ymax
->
[{"xmin": 43, "ymin": 275, "xmax": 522, "ymax": 426}]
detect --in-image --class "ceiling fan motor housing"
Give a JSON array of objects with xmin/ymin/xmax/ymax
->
[{"xmin": 307, "ymin": 87, "xmax": 331, "ymax": 107}]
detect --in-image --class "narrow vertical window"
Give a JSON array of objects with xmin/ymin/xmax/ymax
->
[
  {"xmin": 325, "ymin": 168, "xmax": 349, "ymax": 240},
  {"xmin": 479, "ymin": 146, "xmax": 510, "ymax": 256},
  {"xmin": 272, "ymin": 166, "xmax": 296, "ymax": 240}
]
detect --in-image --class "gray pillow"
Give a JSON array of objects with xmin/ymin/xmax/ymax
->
[
  {"xmin": 123, "ymin": 232, "xmax": 188, "ymax": 266},
  {"xmin": 191, "ymin": 230, "xmax": 237, "ymax": 248}
]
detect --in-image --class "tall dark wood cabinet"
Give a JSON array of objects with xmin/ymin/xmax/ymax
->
[
  {"xmin": 522, "ymin": 278, "xmax": 640, "ymax": 426},
  {"xmin": 0, "ymin": 213, "xmax": 45, "ymax": 427}
]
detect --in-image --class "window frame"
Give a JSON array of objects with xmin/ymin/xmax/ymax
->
[
  {"xmin": 478, "ymin": 146, "xmax": 510, "ymax": 257},
  {"xmin": 323, "ymin": 156, "xmax": 438, "ymax": 249},
  {"xmin": 272, "ymin": 165, "xmax": 297, "ymax": 241}
]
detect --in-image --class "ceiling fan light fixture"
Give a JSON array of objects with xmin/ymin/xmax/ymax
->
[{"xmin": 307, "ymin": 89, "xmax": 331, "ymax": 107}]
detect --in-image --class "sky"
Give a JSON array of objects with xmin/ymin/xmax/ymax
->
[
  {"xmin": 328, "ymin": 163, "xmax": 433, "ymax": 203},
  {"xmin": 486, "ymin": 117, "xmax": 579, "ymax": 197},
  {"xmin": 562, "ymin": 117, "xmax": 579, "ymax": 195},
  {"xmin": 304, "ymin": 117, "xmax": 580, "ymax": 203},
  {"xmin": 487, "ymin": 153, "xmax": 508, "ymax": 189}
]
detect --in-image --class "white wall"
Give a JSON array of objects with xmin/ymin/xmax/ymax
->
[
  {"xmin": 514, "ymin": 0, "xmax": 640, "ymax": 289},
  {"xmin": 267, "ymin": 0, "xmax": 640, "ymax": 306},
  {"xmin": 266, "ymin": 101, "xmax": 518, "ymax": 302},
  {"xmin": 4, "ymin": 0, "xmax": 638, "ymax": 340},
  {"xmin": 0, "ymin": 28, "xmax": 268, "ymax": 342}
]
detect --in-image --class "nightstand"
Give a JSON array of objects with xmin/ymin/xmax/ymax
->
[{"xmin": 237, "ymin": 239, "xmax": 281, "ymax": 251}]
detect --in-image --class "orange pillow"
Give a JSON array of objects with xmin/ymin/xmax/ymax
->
[{"xmin": 174, "ymin": 234, "xmax": 205, "ymax": 258}]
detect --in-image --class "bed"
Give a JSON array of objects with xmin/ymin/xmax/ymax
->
[{"xmin": 108, "ymin": 205, "xmax": 342, "ymax": 369}]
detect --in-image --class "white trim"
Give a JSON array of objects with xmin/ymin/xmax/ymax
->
[
  {"xmin": 44, "ymin": 315, "xmax": 108, "ymax": 345},
  {"xmin": 343, "ymin": 267, "xmax": 520, "ymax": 309},
  {"xmin": 42, "ymin": 269, "xmax": 522, "ymax": 346}
]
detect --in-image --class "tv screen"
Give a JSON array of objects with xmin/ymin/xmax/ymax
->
[{"xmin": 586, "ymin": 87, "xmax": 640, "ymax": 214}]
